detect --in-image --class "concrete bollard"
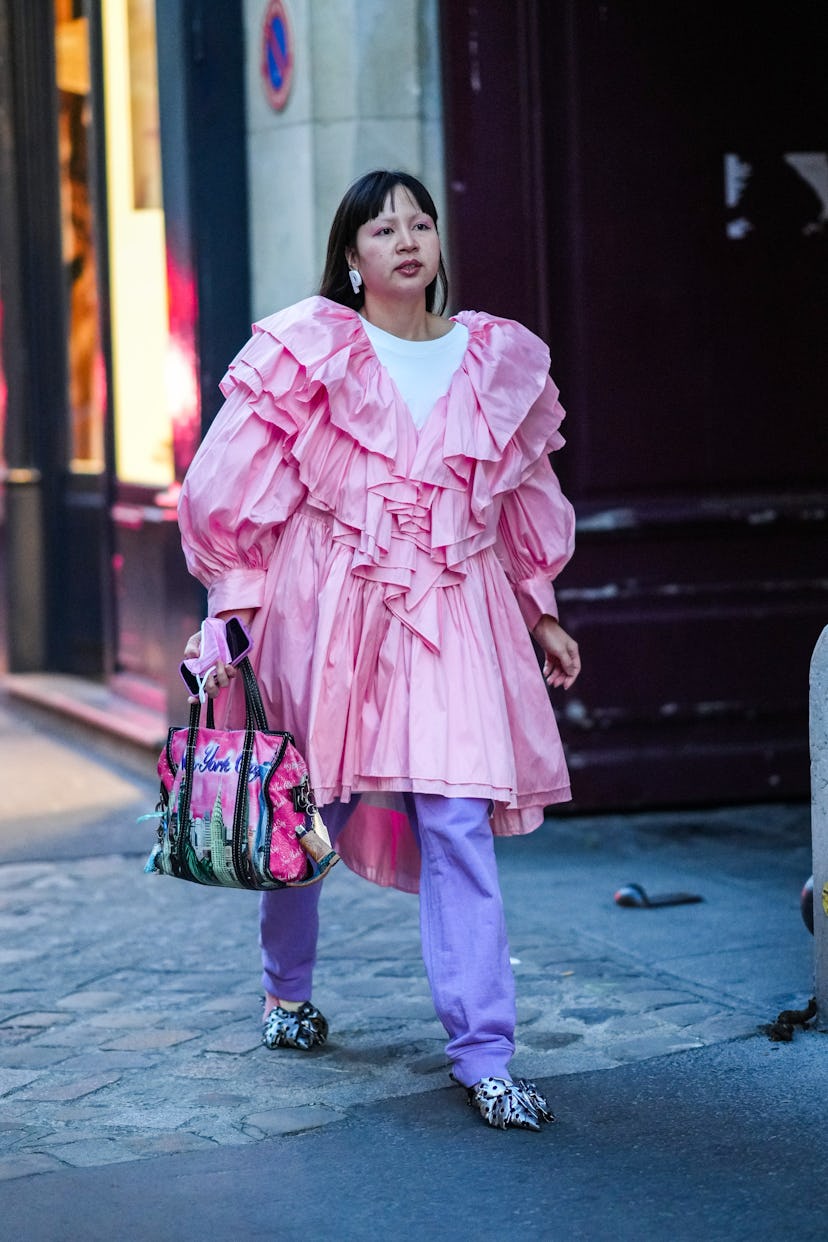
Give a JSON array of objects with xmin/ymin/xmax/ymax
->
[{"xmin": 811, "ymin": 625, "xmax": 828, "ymax": 1029}]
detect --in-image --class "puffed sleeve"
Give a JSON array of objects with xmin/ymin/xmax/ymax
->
[
  {"xmin": 177, "ymin": 382, "xmax": 307, "ymax": 615},
  {"xmin": 494, "ymin": 450, "xmax": 576, "ymax": 631}
]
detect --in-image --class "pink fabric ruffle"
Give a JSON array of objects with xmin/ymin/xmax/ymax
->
[{"xmin": 178, "ymin": 297, "xmax": 576, "ymax": 893}]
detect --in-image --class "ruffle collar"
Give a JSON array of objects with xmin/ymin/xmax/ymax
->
[{"xmin": 248, "ymin": 297, "xmax": 562, "ymax": 477}]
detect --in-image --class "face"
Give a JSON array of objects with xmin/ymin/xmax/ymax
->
[{"xmin": 347, "ymin": 187, "xmax": 441, "ymax": 304}]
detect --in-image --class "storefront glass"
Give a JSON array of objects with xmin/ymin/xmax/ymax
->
[
  {"xmin": 54, "ymin": 2, "xmax": 105, "ymax": 472},
  {"xmin": 101, "ymin": 0, "xmax": 175, "ymax": 488}
]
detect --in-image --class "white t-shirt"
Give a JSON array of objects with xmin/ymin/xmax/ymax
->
[{"xmin": 360, "ymin": 318, "xmax": 470, "ymax": 428}]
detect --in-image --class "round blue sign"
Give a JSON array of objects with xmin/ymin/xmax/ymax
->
[{"xmin": 261, "ymin": 0, "xmax": 293, "ymax": 111}]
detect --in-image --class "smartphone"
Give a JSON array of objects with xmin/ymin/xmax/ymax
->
[{"xmin": 225, "ymin": 615, "xmax": 253, "ymax": 664}]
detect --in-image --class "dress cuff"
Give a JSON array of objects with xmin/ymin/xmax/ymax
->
[
  {"xmin": 514, "ymin": 576, "xmax": 558, "ymax": 632},
  {"xmin": 207, "ymin": 567, "xmax": 267, "ymax": 616}
]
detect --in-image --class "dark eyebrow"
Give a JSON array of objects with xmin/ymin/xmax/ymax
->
[{"xmin": 372, "ymin": 207, "xmax": 430, "ymax": 225}]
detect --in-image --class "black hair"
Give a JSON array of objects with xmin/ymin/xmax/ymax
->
[{"xmin": 319, "ymin": 169, "xmax": 448, "ymax": 314}]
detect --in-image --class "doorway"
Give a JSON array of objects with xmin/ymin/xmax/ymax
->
[{"xmin": 441, "ymin": 0, "xmax": 828, "ymax": 807}]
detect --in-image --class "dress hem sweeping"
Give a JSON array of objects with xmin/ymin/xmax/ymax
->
[
  {"xmin": 316, "ymin": 777, "xmax": 571, "ymax": 810},
  {"xmin": 178, "ymin": 295, "xmax": 576, "ymax": 894}
]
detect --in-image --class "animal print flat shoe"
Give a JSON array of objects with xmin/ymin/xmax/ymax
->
[
  {"xmin": 465, "ymin": 1076, "xmax": 555, "ymax": 1131},
  {"xmin": 262, "ymin": 1002, "xmax": 329, "ymax": 1051}
]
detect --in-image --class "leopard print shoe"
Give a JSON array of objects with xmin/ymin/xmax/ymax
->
[
  {"xmin": 465, "ymin": 1076, "xmax": 555, "ymax": 1131},
  {"xmin": 262, "ymin": 1002, "xmax": 329, "ymax": 1051}
]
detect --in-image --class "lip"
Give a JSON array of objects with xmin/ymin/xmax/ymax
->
[{"xmin": 395, "ymin": 260, "xmax": 423, "ymax": 275}]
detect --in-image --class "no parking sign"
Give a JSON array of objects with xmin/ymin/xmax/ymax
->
[{"xmin": 261, "ymin": 0, "xmax": 294, "ymax": 111}]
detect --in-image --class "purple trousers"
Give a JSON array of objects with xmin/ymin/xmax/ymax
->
[{"xmin": 259, "ymin": 794, "xmax": 516, "ymax": 1087}]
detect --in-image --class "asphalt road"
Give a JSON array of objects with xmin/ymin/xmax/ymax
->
[{"xmin": 4, "ymin": 1035, "xmax": 827, "ymax": 1242}]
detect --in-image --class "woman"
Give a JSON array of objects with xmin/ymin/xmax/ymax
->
[{"xmin": 178, "ymin": 169, "xmax": 580, "ymax": 1131}]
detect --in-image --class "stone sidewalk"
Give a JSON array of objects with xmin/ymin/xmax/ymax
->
[{"xmin": 0, "ymin": 696, "xmax": 817, "ymax": 1182}]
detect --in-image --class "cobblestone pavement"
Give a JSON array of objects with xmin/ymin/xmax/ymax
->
[{"xmin": 0, "ymin": 701, "xmax": 815, "ymax": 1182}]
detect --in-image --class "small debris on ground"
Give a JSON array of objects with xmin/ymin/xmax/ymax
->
[{"xmin": 761, "ymin": 997, "xmax": 817, "ymax": 1042}]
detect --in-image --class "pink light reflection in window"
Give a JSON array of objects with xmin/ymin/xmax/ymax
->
[{"xmin": 165, "ymin": 253, "xmax": 200, "ymax": 480}]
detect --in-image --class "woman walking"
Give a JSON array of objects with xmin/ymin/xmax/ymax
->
[{"xmin": 178, "ymin": 169, "xmax": 580, "ymax": 1130}]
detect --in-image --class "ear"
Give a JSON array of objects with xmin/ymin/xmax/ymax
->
[{"xmin": 345, "ymin": 246, "xmax": 358, "ymax": 269}]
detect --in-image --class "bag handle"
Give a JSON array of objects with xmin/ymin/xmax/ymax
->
[
  {"xmin": 239, "ymin": 656, "xmax": 269, "ymax": 731},
  {"xmin": 183, "ymin": 656, "xmax": 267, "ymax": 732}
]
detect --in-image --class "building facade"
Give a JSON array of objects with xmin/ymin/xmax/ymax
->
[
  {"xmin": 0, "ymin": 0, "xmax": 442, "ymax": 732},
  {"xmin": 1, "ymin": 0, "xmax": 825, "ymax": 809}
]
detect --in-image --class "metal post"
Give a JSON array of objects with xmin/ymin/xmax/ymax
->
[{"xmin": 811, "ymin": 625, "xmax": 828, "ymax": 1028}]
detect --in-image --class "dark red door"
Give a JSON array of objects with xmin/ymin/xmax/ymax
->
[{"xmin": 441, "ymin": 1, "xmax": 828, "ymax": 809}]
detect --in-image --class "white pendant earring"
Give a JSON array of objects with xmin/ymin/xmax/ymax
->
[{"xmin": 348, "ymin": 268, "xmax": 363, "ymax": 294}]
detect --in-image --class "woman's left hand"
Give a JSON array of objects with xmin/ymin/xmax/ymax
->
[{"xmin": 532, "ymin": 616, "xmax": 581, "ymax": 689}]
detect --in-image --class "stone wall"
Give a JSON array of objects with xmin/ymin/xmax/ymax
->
[{"xmin": 243, "ymin": 0, "xmax": 444, "ymax": 320}]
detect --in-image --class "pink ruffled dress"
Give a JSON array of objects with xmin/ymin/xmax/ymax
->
[{"xmin": 178, "ymin": 296, "xmax": 576, "ymax": 893}]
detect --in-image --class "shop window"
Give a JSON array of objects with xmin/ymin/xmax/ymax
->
[
  {"xmin": 128, "ymin": 0, "xmax": 162, "ymax": 211},
  {"xmin": 102, "ymin": 0, "xmax": 175, "ymax": 488},
  {"xmin": 54, "ymin": 2, "xmax": 106, "ymax": 472}
]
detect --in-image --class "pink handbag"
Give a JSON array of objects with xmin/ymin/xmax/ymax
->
[{"xmin": 145, "ymin": 645, "xmax": 338, "ymax": 890}]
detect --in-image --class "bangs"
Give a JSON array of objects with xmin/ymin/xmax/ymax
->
[{"xmin": 348, "ymin": 171, "xmax": 437, "ymax": 237}]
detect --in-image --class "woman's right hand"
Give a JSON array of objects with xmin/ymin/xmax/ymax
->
[
  {"xmin": 182, "ymin": 629, "xmax": 239, "ymax": 703},
  {"xmin": 183, "ymin": 632, "xmax": 202, "ymax": 662}
]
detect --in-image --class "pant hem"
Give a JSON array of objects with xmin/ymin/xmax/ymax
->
[
  {"xmin": 450, "ymin": 1055, "xmax": 513, "ymax": 1088},
  {"xmin": 261, "ymin": 974, "xmax": 312, "ymax": 1003}
]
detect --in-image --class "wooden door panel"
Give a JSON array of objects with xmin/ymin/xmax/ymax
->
[{"xmin": 441, "ymin": 1, "xmax": 827, "ymax": 807}]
